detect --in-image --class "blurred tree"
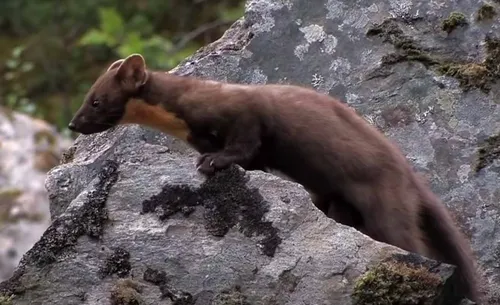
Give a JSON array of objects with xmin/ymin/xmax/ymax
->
[{"xmin": 0, "ymin": 0, "xmax": 245, "ymax": 136}]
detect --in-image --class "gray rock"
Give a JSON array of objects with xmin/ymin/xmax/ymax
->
[
  {"xmin": 2, "ymin": 0, "xmax": 500, "ymax": 303},
  {"xmin": 0, "ymin": 150, "xmax": 464, "ymax": 305}
]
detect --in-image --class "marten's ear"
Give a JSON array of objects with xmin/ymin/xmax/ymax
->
[
  {"xmin": 107, "ymin": 59, "xmax": 125, "ymax": 72},
  {"xmin": 115, "ymin": 53, "xmax": 148, "ymax": 90}
]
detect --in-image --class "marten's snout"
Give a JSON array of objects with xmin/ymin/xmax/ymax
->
[{"xmin": 68, "ymin": 121, "xmax": 78, "ymax": 131}]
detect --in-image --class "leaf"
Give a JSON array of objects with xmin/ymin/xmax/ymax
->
[
  {"xmin": 5, "ymin": 59, "xmax": 18, "ymax": 69},
  {"xmin": 98, "ymin": 7, "xmax": 124, "ymax": 37},
  {"xmin": 117, "ymin": 32, "xmax": 144, "ymax": 57},
  {"xmin": 11, "ymin": 46, "xmax": 25, "ymax": 58},
  {"xmin": 78, "ymin": 29, "xmax": 115, "ymax": 46},
  {"xmin": 20, "ymin": 62, "xmax": 34, "ymax": 72}
]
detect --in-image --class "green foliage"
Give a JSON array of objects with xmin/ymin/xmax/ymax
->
[
  {"xmin": 0, "ymin": 0, "xmax": 245, "ymax": 134},
  {"xmin": 2, "ymin": 45, "xmax": 36, "ymax": 115},
  {"xmin": 78, "ymin": 7, "xmax": 186, "ymax": 69}
]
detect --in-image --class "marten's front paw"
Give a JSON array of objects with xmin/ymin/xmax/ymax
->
[{"xmin": 196, "ymin": 153, "xmax": 232, "ymax": 175}]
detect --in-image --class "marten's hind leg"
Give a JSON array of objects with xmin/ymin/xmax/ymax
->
[{"xmin": 346, "ymin": 183, "xmax": 427, "ymax": 255}]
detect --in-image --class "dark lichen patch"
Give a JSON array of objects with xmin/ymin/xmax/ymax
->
[
  {"xmin": 143, "ymin": 267, "xmax": 168, "ymax": 285},
  {"xmin": 15, "ymin": 160, "xmax": 119, "ymax": 267},
  {"xmin": 60, "ymin": 145, "xmax": 77, "ymax": 164},
  {"xmin": 277, "ymin": 270, "xmax": 300, "ymax": 293},
  {"xmin": 212, "ymin": 285, "xmax": 250, "ymax": 305},
  {"xmin": 441, "ymin": 12, "xmax": 468, "ymax": 34},
  {"xmin": 99, "ymin": 247, "xmax": 131, "ymax": 279},
  {"xmin": 474, "ymin": 133, "xmax": 500, "ymax": 173},
  {"xmin": 160, "ymin": 285, "xmax": 194, "ymax": 305},
  {"xmin": 110, "ymin": 278, "xmax": 144, "ymax": 305},
  {"xmin": 476, "ymin": 4, "xmax": 497, "ymax": 21},
  {"xmin": 352, "ymin": 255, "xmax": 442, "ymax": 305},
  {"xmin": 141, "ymin": 166, "xmax": 282, "ymax": 257}
]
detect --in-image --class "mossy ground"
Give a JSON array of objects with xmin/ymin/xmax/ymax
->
[
  {"xmin": 441, "ymin": 12, "xmax": 468, "ymax": 34},
  {"xmin": 476, "ymin": 4, "xmax": 497, "ymax": 21},
  {"xmin": 352, "ymin": 260, "xmax": 442, "ymax": 305}
]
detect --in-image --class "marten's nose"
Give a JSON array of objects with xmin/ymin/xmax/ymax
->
[{"xmin": 68, "ymin": 122, "xmax": 76, "ymax": 131}]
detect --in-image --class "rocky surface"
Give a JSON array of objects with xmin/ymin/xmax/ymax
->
[
  {"xmin": 1, "ymin": 137, "xmax": 464, "ymax": 305},
  {"xmin": 0, "ymin": 108, "xmax": 71, "ymax": 282},
  {"xmin": 1, "ymin": 0, "xmax": 500, "ymax": 303}
]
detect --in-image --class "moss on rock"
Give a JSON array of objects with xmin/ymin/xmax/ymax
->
[
  {"xmin": 352, "ymin": 259, "xmax": 442, "ymax": 305},
  {"xmin": 0, "ymin": 294, "xmax": 14, "ymax": 305},
  {"xmin": 367, "ymin": 16, "xmax": 500, "ymax": 93},
  {"xmin": 441, "ymin": 12, "xmax": 468, "ymax": 33},
  {"xmin": 110, "ymin": 278, "xmax": 144, "ymax": 305},
  {"xmin": 476, "ymin": 4, "xmax": 497, "ymax": 21}
]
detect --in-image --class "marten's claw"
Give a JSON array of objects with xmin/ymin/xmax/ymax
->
[{"xmin": 196, "ymin": 152, "xmax": 232, "ymax": 175}]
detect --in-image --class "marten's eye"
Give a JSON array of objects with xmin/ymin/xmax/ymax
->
[{"xmin": 91, "ymin": 100, "xmax": 100, "ymax": 107}]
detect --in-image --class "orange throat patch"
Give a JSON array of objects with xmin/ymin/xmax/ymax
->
[{"xmin": 120, "ymin": 98, "xmax": 190, "ymax": 142}]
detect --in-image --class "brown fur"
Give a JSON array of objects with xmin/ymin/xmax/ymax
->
[{"xmin": 69, "ymin": 54, "xmax": 481, "ymax": 302}]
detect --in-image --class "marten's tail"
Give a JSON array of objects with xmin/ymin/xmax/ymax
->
[{"xmin": 416, "ymin": 179, "xmax": 481, "ymax": 303}]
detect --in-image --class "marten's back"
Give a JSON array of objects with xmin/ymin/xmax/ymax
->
[{"xmin": 245, "ymin": 84, "xmax": 413, "ymax": 194}]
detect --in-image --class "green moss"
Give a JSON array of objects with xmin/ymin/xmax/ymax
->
[
  {"xmin": 437, "ymin": 63, "xmax": 490, "ymax": 91},
  {"xmin": 441, "ymin": 12, "xmax": 468, "ymax": 34},
  {"xmin": 475, "ymin": 133, "xmax": 500, "ymax": 173},
  {"xmin": 476, "ymin": 4, "xmax": 497, "ymax": 21},
  {"xmin": 110, "ymin": 278, "xmax": 144, "ymax": 305},
  {"xmin": 437, "ymin": 35, "xmax": 500, "ymax": 93},
  {"xmin": 0, "ymin": 294, "xmax": 14, "ymax": 305},
  {"xmin": 352, "ymin": 260, "xmax": 442, "ymax": 305}
]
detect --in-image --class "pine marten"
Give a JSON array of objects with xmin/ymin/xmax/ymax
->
[{"xmin": 68, "ymin": 54, "xmax": 481, "ymax": 302}]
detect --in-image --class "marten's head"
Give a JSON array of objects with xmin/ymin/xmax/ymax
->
[{"xmin": 68, "ymin": 53, "xmax": 149, "ymax": 134}]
